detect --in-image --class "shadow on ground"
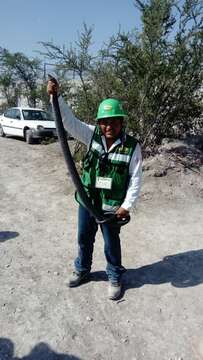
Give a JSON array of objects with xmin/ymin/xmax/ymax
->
[
  {"xmin": 0, "ymin": 338, "xmax": 82, "ymax": 360},
  {"xmin": 124, "ymin": 249, "xmax": 203, "ymax": 290},
  {"xmin": 0, "ymin": 231, "xmax": 19, "ymax": 243},
  {"xmin": 90, "ymin": 249, "xmax": 203, "ymax": 291}
]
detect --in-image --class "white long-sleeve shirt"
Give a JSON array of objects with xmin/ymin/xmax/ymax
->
[{"xmin": 58, "ymin": 96, "xmax": 142, "ymax": 211}]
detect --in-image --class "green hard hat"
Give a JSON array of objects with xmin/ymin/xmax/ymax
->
[{"xmin": 96, "ymin": 98, "xmax": 126, "ymax": 120}]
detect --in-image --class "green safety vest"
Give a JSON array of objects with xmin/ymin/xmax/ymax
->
[{"xmin": 76, "ymin": 126, "xmax": 137, "ymax": 212}]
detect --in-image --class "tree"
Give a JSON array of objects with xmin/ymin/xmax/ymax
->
[
  {"xmin": 39, "ymin": 23, "xmax": 96, "ymax": 121},
  {"xmin": 0, "ymin": 73, "xmax": 18, "ymax": 109},
  {"xmin": 102, "ymin": 0, "xmax": 203, "ymax": 147},
  {"xmin": 0, "ymin": 48, "xmax": 42, "ymax": 107},
  {"xmin": 39, "ymin": 2, "xmax": 202, "ymax": 149}
]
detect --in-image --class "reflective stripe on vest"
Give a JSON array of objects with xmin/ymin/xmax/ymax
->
[
  {"xmin": 76, "ymin": 126, "xmax": 138, "ymax": 211},
  {"xmin": 102, "ymin": 203, "xmax": 120, "ymax": 212},
  {"xmin": 108, "ymin": 152, "xmax": 131, "ymax": 163},
  {"xmin": 91, "ymin": 140, "xmax": 104, "ymax": 155}
]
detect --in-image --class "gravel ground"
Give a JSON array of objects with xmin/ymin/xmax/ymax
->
[{"xmin": 0, "ymin": 136, "xmax": 203, "ymax": 360}]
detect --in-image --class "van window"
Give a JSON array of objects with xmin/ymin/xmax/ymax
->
[
  {"xmin": 4, "ymin": 109, "xmax": 15, "ymax": 118},
  {"xmin": 22, "ymin": 110, "xmax": 53, "ymax": 121}
]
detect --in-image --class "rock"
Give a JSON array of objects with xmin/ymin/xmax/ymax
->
[
  {"xmin": 162, "ymin": 138, "xmax": 172, "ymax": 145},
  {"xmin": 142, "ymin": 164, "xmax": 151, "ymax": 171},
  {"xmin": 86, "ymin": 316, "xmax": 93, "ymax": 322},
  {"xmin": 153, "ymin": 168, "xmax": 167, "ymax": 177},
  {"xmin": 15, "ymin": 307, "xmax": 22, "ymax": 313},
  {"xmin": 122, "ymin": 337, "xmax": 129, "ymax": 343}
]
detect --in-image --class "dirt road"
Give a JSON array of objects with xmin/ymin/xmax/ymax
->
[{"xmin": 0, "ymin": 136, "xmax": 203, "ymax": 360}]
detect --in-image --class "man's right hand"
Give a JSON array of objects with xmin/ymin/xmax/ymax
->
[{"xmin": 47, "ymin": 78, "xmax": 59, "ymax": 96}]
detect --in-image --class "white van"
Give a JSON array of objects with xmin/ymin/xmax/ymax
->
[{"xmin": 0, "ymin": 107, "xmax": 57, "ymax": 144}]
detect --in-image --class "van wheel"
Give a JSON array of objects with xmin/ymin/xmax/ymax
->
[
  {"xmin": 25, "ymin": 129, "xmax": 34, "ymax": 144},
  {"xmin": 0, "ymin": 124, "xmax": 5, "ymax": 137}
]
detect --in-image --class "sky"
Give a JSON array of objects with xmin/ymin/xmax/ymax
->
[{"xmin": 0, "ymin": 0, "xmax": 142, "ymax": 60}]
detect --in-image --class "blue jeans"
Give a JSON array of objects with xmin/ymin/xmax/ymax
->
[{"xmin": 74, "ymin": 205, "xmax": 126, "ymax": 282}]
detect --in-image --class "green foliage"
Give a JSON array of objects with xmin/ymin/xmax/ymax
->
[
  {"xmin": 0, "ymin": 73, "xmax": 18, "ymax": 110},
  {"xmin": 100, "ymin": 0, "xmax": 203, "ymax": 146},
  {"xmin": 0, "ymin": 48, "xmax": 42, "ymax": 107},
  {"xmin": 39, "ymin": 23, "xmax": 96, "ymax": 122},
  {"xmin": 39, "ymin": 4, "xmax": 202, "ymax": 149},
  {"xmin": 0, "ymin": 2, "xmax": 202, "ymax": 150}
]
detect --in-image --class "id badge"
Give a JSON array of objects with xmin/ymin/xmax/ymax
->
[{"xmin": 95, "ymin": 177, "xmax": 112, "ymax": 190}]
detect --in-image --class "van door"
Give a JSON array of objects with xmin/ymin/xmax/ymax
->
[
  {"xmin": 1, "ymin": 109, "xmax": 14, "ymax": 135},
  {"xmin": 12, "ymin": 109, "xmax": 23, "ymax": 136}
]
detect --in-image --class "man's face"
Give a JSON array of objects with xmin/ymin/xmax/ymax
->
[{"xmin": 98, "ymin": 117, "xmax": 123, "ymax": 140}]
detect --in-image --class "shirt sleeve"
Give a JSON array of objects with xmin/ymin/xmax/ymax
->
[
  {"xmin": 57, "ymin": 95, "xmax": 95, "ymax": 146},
  {"xmin": 121, "ymin": 143, "xmax": 142, "ymax": 212}
]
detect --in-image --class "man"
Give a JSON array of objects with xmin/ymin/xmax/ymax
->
[{"xmin": 47, "ymin": 79, "xmax": 142, "ymax": 300}]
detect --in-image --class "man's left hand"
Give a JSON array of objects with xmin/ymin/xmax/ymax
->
[{"xmin": 116, "ymin": 207, "xmax": 129, "ymax": 219}]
